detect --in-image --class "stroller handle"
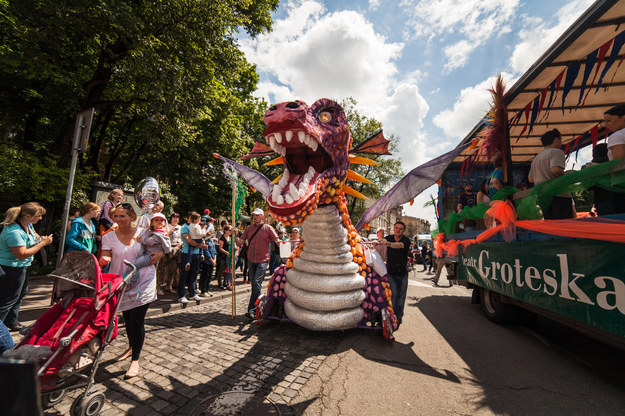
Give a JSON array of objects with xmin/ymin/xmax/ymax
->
[{"xmin": 122, "ymin": 261, "xmax": 138, "ymax": 284}]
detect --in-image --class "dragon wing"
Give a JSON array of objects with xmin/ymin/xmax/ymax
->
[
  {"xmin": 213, "ymin": 153, "xmax": 273, "ymax": 198},
  {"xmin": 354, "ymin": 143, "xmax": 471, "ymax": 231}
]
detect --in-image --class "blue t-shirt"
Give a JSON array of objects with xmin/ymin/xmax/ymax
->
[
  {"xmin": 487, "ymin": 169, "xmax": 504, "ymax": 199},
  {"xmin": 180, "ymin": 224, "xmax": 200, "ymax": 255},
  {"xmin": 0, "ymin": 223, "xmax": 39, "ymax": 267}
]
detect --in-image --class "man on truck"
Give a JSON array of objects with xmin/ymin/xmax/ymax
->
[{"xmin": 528, "ymin": 129, "xmax": 574, "ymax": 219}]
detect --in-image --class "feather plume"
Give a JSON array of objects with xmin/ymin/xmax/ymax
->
[{"xmin": 476, "ymin": 75, "xmax": 508, "ymax": 162}]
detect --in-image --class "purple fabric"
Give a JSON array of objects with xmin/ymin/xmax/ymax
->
[
  {"xmin": 355, "ymin": 143, "xmax": 470, "ymax": 231},
  {"xmin": 216, "ymin": 154, "xmax": 272, "ymax": 198}
]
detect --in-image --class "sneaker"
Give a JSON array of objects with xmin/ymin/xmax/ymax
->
[
  {"xmin": 200, "ymin": 292, "xmax": 207, "ymax": 297},
  {"xmin": 192, "ymin": 294, "xmax": 202, "ymax": 301},
  {"xmin": 244, "ymin": 312, "xmax": 254, "ymax": 320},
  {"xmin": 184, "ymin": 263, "xmax": 190, "ymax": 271},
  {"xmin": 7, "ymin": 322, "xmax": 23, "ymax": 332},
  {"xmin": 179, "ymin": 297, "xmax": 189, "ymax": 304}
]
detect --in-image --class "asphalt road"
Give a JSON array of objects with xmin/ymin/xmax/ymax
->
[{"xmin": 290, "ymin": 269, "xmax": 625, "ymax": 416}]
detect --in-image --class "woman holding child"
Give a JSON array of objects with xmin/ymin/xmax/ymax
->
[{"xmin": 99, "ymin": 203, "xmax": 163, "ymax": 378}]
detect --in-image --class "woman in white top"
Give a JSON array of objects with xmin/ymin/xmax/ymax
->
[
  {"xmin": 603, "ymin": 105, "xmax": 625, "ymax": 214},
  {"xmin": 100, "ymin": 203, "xmax": 164, "ymax": 378}
]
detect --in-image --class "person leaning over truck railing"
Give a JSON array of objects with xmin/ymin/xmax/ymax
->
[
  {"xmin": 603, "ymin": 104, "xmax": 625, "ymax": 214},
  {"xmin": 486, "ymin": 157, "xmax": 504, "ymax": 200},
  {"xmin": 528, "ymin": 129, "xmax": 575, "ymax": 220}
]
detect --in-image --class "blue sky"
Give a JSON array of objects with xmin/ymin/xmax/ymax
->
[{"xmin": 239, "ymin": 0, "xmax": 595, "ymax": 225}]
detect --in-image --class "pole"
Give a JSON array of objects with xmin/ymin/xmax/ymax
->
[
  {"xmin": 56, "ymin": 117, "xmax": 83, "ymax": 267},
  {"xmin": 231, "ymin": 180, "xmax": 237, "ymax": 318},
  {"xmin": 56, "ymin": 108, "xmax": 94, "ymax": 267}
]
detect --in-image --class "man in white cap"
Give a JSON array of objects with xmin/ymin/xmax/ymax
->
[{"xmin": 238, "ymin": 208, "xmax": 279, "ymax": 319}]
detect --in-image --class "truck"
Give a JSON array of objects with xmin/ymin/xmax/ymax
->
[{"xmin": 435, "ymin": 0, "xmax": 625, "ymax": 349}]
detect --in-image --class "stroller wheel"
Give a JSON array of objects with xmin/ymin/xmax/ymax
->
[
  {"xmin": 71, "ymin": 392, "xmax": 106, "ymax": 416},
  {"xmin": 42, "ymin": 389, "xmax": 67, "ymax": 408}
]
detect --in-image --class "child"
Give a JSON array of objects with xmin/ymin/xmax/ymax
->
[
  {"xmin": 184, "ymin": 216, "xmax": 207, "ymax": 271},
  {"xmin": 132, "ymin": 213, "xmax": 171, "ymax": 281}
]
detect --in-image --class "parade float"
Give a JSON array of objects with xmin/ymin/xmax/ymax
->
[
  {"xmin": 215, "ymin": 98, "xmax": 398, "ymax": 340},
  {"xmin": 422, "ymin": 0, "xmax": 625, "ymax": 348}
]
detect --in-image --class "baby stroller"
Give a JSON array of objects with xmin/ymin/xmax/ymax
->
[{"xmin": 11, "ymin": 251, "xmax": 136, "ymax": 415}]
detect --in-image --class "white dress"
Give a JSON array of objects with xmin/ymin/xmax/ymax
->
[{"xmin": 101, "ymin": 231, "xmax": 157, "ymax": 312}]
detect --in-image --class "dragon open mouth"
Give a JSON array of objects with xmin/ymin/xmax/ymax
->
[{"xmin": 264, "ymin": 128, "xmax": 333, "ymax": 216}]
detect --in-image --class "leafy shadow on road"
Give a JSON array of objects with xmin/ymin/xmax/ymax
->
[{"xmin": 85, "ymin": 309, "xmax": 350, "ymax": 415}]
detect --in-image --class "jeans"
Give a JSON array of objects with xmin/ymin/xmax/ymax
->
[
  {"xmin": 178, "ymin": 253, "xmax": 200, "ymax": 299},
  {"xmin": 0, "ymin": 321, "xmax": 14, "ymax": 353},
  {"xmin": 387, "ymin": 272, "xmax": 408, "ymax": 324},
  {"xmin": 247, "ymin": 261, "xmax": 268, "ymax": 314},
  {"xmin": 199, "ymin": 262, "xmax": 214, "ymax": 293},
  {"xmin": 0, "ymin": 265, "xmax": 28, "ymax": 326}
]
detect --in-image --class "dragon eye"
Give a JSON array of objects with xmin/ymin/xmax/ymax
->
[{"xmin": 319, "ymin": 111, "xmax": 332, "ymax": 123}]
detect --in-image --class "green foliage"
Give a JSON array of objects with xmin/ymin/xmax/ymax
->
[
  {"xmin": 0, "ymin": 145, "xmax": 92, "ymax": 202},
  {"xmin": 340, "ymin": 98, "xmax": 406, "ymax": 223},
  {"xmin": 0, "ymin": 0, "xmax": 278, "ymax": 232}
]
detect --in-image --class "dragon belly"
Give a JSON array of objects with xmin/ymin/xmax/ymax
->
[{"xmin": 284, "ymin": 205, "xmax": 365, "ymax": 330}]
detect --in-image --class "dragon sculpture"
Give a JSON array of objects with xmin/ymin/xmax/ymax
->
[{"xmin": 215, "ymin": 99, "xmax": 397, "ymax": 339}]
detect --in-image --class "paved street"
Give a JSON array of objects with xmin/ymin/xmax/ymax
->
[{"xmin": 15, "ymin": 268, "xmax": 625, "ymax": 415}]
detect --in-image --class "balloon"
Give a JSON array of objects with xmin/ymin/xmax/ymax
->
[{"xmin": 134, "ymin": 177, "xmax": 160, "ymax": 212}]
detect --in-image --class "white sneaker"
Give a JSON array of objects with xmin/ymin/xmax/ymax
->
[
  {"xmin": 179, "ymin": 297, "xmax": 189, "ymax": 304},
  {"xmin": 192, "ymin": 294, "xmax": 202, "ymax": 301}
]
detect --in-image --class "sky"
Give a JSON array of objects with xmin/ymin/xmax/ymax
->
[{"xmin": 238, "ymin": 0, "xmax": 596, "ymax": 227}]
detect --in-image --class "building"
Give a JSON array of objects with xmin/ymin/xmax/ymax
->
[
  {"xmin": 357, "ymin": 198, "xmax": 430, "ymax": 238},
  {"xmin": 400, "ymin": 215, "xmax": 431, "ymax": 239}
]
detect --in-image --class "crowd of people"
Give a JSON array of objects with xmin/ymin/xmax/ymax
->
[{"xmin": 0, "ymin": 192, "xmax": 305, "ymax": 376}]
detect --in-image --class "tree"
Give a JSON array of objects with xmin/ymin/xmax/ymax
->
[
  {"xmin": 0, "ymin": 0, "xmax": 278, "ymax": 228},
  {"xmin": 341, "ymin": 98, "xmax": 405, "ymax": 223}
]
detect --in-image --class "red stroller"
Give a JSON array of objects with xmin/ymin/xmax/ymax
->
[{"xmin": 13, "ymin": 251, "xmax": 136, "ymax": 416}]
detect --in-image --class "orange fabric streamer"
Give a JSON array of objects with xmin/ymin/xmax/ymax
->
[
  {"xmin": 515, "ymin": 219, "xmax": 625, "ymax": 244},
  {"xmin": 434, "ymin": 199, "xmax": 625, "ymax": 257}
]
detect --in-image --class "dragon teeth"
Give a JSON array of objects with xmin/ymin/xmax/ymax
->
[
  {"xmin": 289, "ymin": 183, "xmax": 299, "ymax": 200},
  {"xmin": 276, "ymin": 194, "xmax": 284, "ymax": 205},
  {"xmin": 274, "ymin": 132, "xmax": 283, "ymax": 143},
  {"xmin": 272, "ymin": 185, "xmax": 280, "ymax": 201},
  {"xmin": 298, "ymin": 131, "xmax": 305, "ymax": 143},
  {"xmin": 285, "ymin": 130, "xmax": 293, "ymax": 142},
  {"xmin": 285, "ymin": 194, "xmax": 294, "ymax": 204}
]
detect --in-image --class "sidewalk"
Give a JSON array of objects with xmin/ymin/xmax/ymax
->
[{"xmin": 18, "ymin": 271, "xmax": 261, "ymax": 327}]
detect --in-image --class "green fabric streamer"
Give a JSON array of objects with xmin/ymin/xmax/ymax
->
[{"xmin": 434, "ymin": 160, "xmax": 625, "ymax": 236}]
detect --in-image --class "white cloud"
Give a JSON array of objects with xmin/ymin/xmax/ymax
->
[
  {"xmin": 509, "ymin": 0, "xmax": 595, "ymax": 73},
  {"xmin": 433, "ymin": 72, "xmax": 517, "ymax": 139},
  {"xmin": 400, "ymin": 0, "xmax": 519, "ymax": 70},
  {"xmin": 240, "ymin": 1, "xmax": 404, "ymax": 113},
  {"xmin": 241, "ymin": 0, "xmax": 432, "ymax": 182},
  {"xmin": 369, "ymin": 0, "xmax": 381, "ymax": 10}
]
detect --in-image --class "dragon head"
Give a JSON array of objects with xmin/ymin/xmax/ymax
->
[{"xmin": 263, "ymin": 99, "xmax": 352, "ymax": 225}]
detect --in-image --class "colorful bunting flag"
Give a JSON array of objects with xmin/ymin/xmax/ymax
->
[
  {"xmin": 578, "ymin": 48, "xmax": 598, "ymax": 107},
  {"xmin": 561, "ymin": 62, "xmax": 581, "ymax": 114}
]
